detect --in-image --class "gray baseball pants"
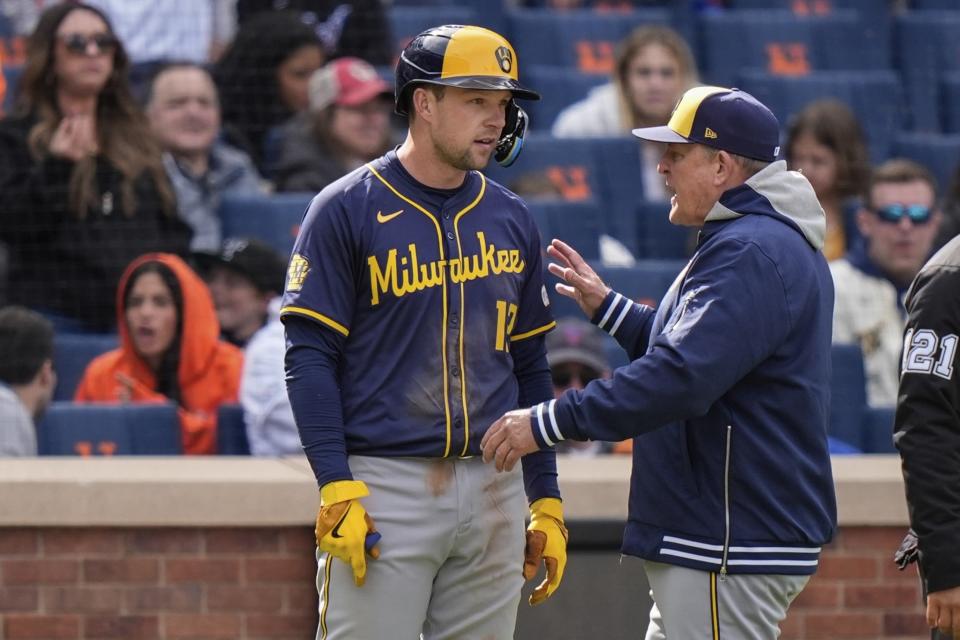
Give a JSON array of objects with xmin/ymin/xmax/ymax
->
[
  {"xmin": 315, "ymin": 455, "xmax": 527, "ymax": 640},
  {"xmin": 643, "ymin": 560, "xmax": 810, "ymax": 640}
]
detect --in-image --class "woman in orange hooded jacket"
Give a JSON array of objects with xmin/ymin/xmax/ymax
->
[{"xmin": 75, "ymin": 253, "xmax": 243, "ymax": 454}]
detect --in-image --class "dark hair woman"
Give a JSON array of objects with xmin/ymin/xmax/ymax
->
[
  {"xmin": 214, "ymin": 10, "xmax": 325, "ymax": 172},
  {"xmin": 0, "ymin": 2, "xmax": 191, "ymax": 332}
]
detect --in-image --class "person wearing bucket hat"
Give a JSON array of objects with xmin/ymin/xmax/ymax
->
[
  {"xmin": 281, "ymin": 24, "xmax": 565, "ymax": 639},
  {"xmin": 275, "ymin": 57, "xmax": 396, "ymax": 192},
  {"xmin": 193, "ymin": 238, "xmax": 287, "ymax": 348},
  {"xmin": 483, "ymin": 85, "xmax": 838, "ymax": 638}
]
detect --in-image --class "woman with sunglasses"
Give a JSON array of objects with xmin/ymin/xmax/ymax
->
[
  {"xmin": 0, "ymin": 2, "xmax": 190, "ymax": 333},
  {"xmin": 830, "ymin": 158, "xmax": 943, "ymax": 410}
]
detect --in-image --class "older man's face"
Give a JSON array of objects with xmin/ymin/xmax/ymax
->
[{"xmin": 658, "ymin": 143, "xmax": 722, "ymax": 227}]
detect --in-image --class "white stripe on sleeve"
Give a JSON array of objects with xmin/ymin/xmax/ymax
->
[
  {"xmin": 535, "ymin": 402, "xmax": 555, "ymax": 447},
  {"xmin": 609, "ymin": 299, "xmax": 633, "ymax": 337},
  {"xmin": 546, "ymin": 399, "xmax": 563, "ymax": 442},
  {"xmin": 597, "ymin": 293, "xmax": 623, "ymax": 331}
]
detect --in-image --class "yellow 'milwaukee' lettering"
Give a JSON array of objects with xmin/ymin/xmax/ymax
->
[{"xmin": 367, "ymin": 232, "xmax": 526, "ymax": 305}]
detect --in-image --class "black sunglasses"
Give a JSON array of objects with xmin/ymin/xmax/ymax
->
[
  {"xmin": 873, "ymin": 203, "xmax": 933, "ymax": 225},
  {"xmin": 551, "ymin": 367, "xmax": 600, "ymax": 388},
  {"xmin": 58, "ymin": 33, "xmax": 118, "ymax": 56}
]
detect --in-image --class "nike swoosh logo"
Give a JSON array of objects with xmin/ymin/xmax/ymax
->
[
  {"xmin": 377, "ymin": 209, "xmax": 404, "ymax": 223},
  {"xmin": 331, "ymin": 504, "xmax": 351, "ymax": 539}
]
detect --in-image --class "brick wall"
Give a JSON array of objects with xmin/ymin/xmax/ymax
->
[
  {"xmin": 0, "ymin": 525, "xmax": 933, "ymax": 640},
  {"xmin": 782, "ymin": 526, "xmax": 928, "ymax": 640},
  {"xmin": 0, "ymin": 528, "xmax": 318, "ymax": 640}
]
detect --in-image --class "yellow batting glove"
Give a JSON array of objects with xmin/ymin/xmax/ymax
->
[
  {"xmin": 524, "ymin": 497, "xmax": 568, "ymax": 606},
  {"xmin": 315, "ymin": 480, "xmax": 381, "ymax": 587}
]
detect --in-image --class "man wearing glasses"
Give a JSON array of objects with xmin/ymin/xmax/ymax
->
[
  {"xmin": 545, "ymin": 318, "xmax": 617, "ymax": 456},
  {"xmin": 830, "ymin": 159, "xmax": 943, "ymax": 409}
]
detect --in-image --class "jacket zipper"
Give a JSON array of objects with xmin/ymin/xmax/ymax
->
[{"xmin": 720, "ymin": 424, "xmax": 732, "ymax": 579}]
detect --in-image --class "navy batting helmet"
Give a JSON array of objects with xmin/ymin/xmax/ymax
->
[{"xmin": 394, "ymin": 24, "xmax": 540, "ymax": 116}]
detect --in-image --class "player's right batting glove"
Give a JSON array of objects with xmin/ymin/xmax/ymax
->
[
  {"xmin": 315, "ymin": 480, "xmax": 381, "ymax": 587},
  {"xmin": 524, "ymin": 497, "xmax": 569, "ymax": 606}
]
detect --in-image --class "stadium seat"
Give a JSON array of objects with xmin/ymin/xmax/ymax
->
[
  {"xmin": 635, "ymin": 200, "xmax": 692, "ymax": 260},
  {"xmin": 388, "ymin": 6, "xmax": 481, "ymax": 58},
  {"xmin": 699, "ymin": 10, "xmax": 888, "ymax": 87},
  {"xmin": 890, "ymin": 131, "xmax": 960, "ymax": 195},
  {"xmin": 219, "ymin": 192, "xmax": 314, "ymax": 257},
  {"xmin": 53, "ymin": 333, "xmax": 119, "ymax": 401},
  {"xmin": 506, "ymin": 8, "xmax": 672, "ymax": 75},
  {"xmin": 2, "ymin": 63, "xmax": 21, "ymax": 115},
  {"xmin": 895, "ymin": 11, "xmax": 960, "ymax": 131},
  {"xmin": 829, "ymin": 343, "xmax": 868, "ymax": 450},
  {"xmin": 486, "ymin": 134, "xmax": 649, "ymax": 255},
  {"xmin": 483, "ymin": 134, "xmax": 607, "ymax": 206},
  {"xmin": 523, "ymin": 65, "xmax": 609, "ymax": 132},
  {"xmin": 216, "ymin": 404, "xmax": 251, "ymax": 455},
  {"xmin": 37, "ymin": 402, "xmax": 181, "ymax": 456},
  {"xmin": 723, "ymin": 0, "xmax": 889, "ymax": 35},
  {"xmin": 736, "ymin": 70, "xmax": 905, "ymax": 164},
  {"xmin": 912, "ymin": 0, "xmax": 958, "ymax": 9},
  {"xmin": 589, "ymin": 137, "xmax": 648, "ymax": 255},
  {"xmin": 527, "ymin": 200, "xmax": 603, "ymax": 262},
  {"xmin": 942, "ymin": 72, "xmax": 960, "ymax": 135},
  {"xmin": 861, "ymin": 406, "xmax": 896, "ymax": 454}
]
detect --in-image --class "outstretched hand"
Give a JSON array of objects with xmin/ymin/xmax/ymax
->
[{"xmin": 546, "ymin": 239, "xmax": 610, "ymax": 320}]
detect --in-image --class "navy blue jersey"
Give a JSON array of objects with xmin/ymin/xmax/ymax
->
[{"xmin": 281, "ymin": 150, "xmax": 555, "ymax": 458}]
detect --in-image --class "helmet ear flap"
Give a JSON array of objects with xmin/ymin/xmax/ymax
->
[{"xmin": 495, "ymin": 102, "xmax": 528, "ymax": 167}]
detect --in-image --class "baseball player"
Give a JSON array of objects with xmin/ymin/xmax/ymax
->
[{"xmin": 281, "ymin": 25, "xmax": 568, "ymax": 639}]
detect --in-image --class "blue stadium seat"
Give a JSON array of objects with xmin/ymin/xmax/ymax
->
[
  {"xmin": 524, "ymin": 65, "xmax": 608, "ymax": 132},
  {"xmin": 700, "ymin": 10, "xmax": 888, "ymax": 87},
  {"xmin": 912, "ymin": 0, "xmax": 958, "ymax": 9},
  {"xmin": 219, "ymin": 192, "xmax": 313, "ymax": 257},
  {"xmin": 53, "ymin": 333, "xmax": 119, "ymax": 401},
  {"xmin": 861, "ymin": 406, "xmax": 896, "ymax": 454},
  {"xmin": 736, "ymin": 70, "xmax": 905, "ymax": 164},
  {"xmin": 890, "ymin": 131, "xmax": 960, "ymax": 195},
  {"xmin": 388, "ymin": 6, "xmax": 481, "ymax": 58},
  {"xmin": 484, "ymin": 134, "xmax": 607, "ymax": 207},
  {"xmin": 589, "ymin": 137, "xmax": 648, "ymax": 255},
  {"xmin": 37, "ymin": 402, "xmax": 181, "ymax": 456},
  {"xmin": 895, "ymin": 11, "xmax": 960, "ymax": 131},
  {"xmin": 506, "ymin": 8, "xmax": 672, "ymax": 75},
  {"xmin": 829, "ymin": 343, "xmax": 868, "ymax": 450},
  {"xmin": 527, "ymin": 200, "xmax": 603, "ymax": 262},
  {"xmin": 2, "ymin": 63, "xmax": 21, "ymax": 115},
  {"xmin": 216, "ymin": 404, "xmax": 250, "ymax": 455},
  {"xmin": 635, "ymin": 200, "xmax": 692, "ymax": 260},
  {"xmin": 942, "ymin": 72, "xmax": 960, "ymax": 135}
]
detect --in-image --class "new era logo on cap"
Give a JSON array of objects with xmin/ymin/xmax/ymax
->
[{"xmin": 632, "ymin": 86, "xmax": 781, "ymax": 162}]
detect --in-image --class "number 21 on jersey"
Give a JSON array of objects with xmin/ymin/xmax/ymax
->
[{"xmin": 902, "ymin": 328, "xmax": 958, "ymax": 379}]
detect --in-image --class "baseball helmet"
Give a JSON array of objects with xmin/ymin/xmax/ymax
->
[{"xmin": 395, "ymin": 24, "xmax": 539, "ymax": 167}]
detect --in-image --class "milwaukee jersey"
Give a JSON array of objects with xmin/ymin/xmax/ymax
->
[{"xmin": 280, "ymin": 150, "xmax": 555, "ymax": 458}]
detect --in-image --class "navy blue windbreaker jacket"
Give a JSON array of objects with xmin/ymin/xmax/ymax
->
[{"xmin": 532, "ymin": 161, "xmax": 838, "ymax": 575}]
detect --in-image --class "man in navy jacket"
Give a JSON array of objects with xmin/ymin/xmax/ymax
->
[{"xmin": 483, "ymin": 86, "xmax": 838, "ymax": 639}]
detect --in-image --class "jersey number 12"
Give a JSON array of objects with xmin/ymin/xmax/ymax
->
[{"xmin": 495, "ymin": 300, "xmax": 518, "ymax": 352}]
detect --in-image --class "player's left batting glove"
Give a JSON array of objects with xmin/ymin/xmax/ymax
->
[
  {"xmin": 524, "ymin": 497, "xmax": 568, "ymax": 606},
  {"xmin": 315, "ymin": 480, "xmax": 381, "ymax": 587}
]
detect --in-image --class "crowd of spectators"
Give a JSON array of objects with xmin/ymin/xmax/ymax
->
[{"xmin": 0, "ymin": 0, "xmax": 957, "ymax": 457}]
